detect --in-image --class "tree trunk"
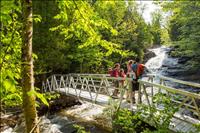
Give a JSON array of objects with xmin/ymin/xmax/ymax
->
[{"xmin": 21, "ymin": 0, "xmax": 39, "ymax": 132}]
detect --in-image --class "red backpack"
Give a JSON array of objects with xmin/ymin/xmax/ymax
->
[{"xmin": 137, "ymin": 64, "xmax": 145, "ymax": 78}]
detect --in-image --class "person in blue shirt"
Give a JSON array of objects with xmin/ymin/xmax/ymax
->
[{"xmin": 130, "ymin": 58, "xmax": 145, "ymax": 104}]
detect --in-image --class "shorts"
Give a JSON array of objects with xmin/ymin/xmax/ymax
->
[{"xmin": 132, "ymin": 79, "xmax": 139, "ymax": 91}]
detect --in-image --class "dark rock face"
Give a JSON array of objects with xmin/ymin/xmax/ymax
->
[
  {"xmin": 177, "ymin": 56, "xmax": 193, "ymax": 64},
  {"xmin": 37, "ymin": 94, "xmax": 81, "ymax": 116},
  {"xmin": 165, "ymin": 46, "xmax": 200, "ymax": 83},
  {"xmin": 143, "ymin": 50, "xmax": 156, "ymax": 63}
]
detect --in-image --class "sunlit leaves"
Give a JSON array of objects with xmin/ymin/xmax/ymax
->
[
  {"xmin": 33, "ymin": 14, "xmax": 42, "ymax": 23},
  {"xmin": 0, "ymin": 0, "xmax": 21, "ymax": 25},
  {"xmin": 28, "ymin": 90, "xmax": 49, "ymax": 106},
  {"xmin": 0, "ymin": 0, "xmax": 22, "ymax": 107},
  {"xmin": 50, "ymin": 0, "xmax": 129, "ymax": 72}
]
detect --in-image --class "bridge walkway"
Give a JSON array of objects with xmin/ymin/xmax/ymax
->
[{"xmin": 42, "ymin": 74, "xmax": 200, "ymax": 133}]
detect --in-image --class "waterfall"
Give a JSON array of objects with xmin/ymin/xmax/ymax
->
[{"xmin": 145, "ymin": 46, "xmax": 178, "ymax": 75}]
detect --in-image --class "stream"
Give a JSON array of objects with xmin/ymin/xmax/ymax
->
[{"xmin": 2, "ymin": 101, "xmax": 110, "ymax": 133}]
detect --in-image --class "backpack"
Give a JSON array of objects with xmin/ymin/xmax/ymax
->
[
  {"xmin": 137, "ymin": 64, "xmax": 145, "ymax": 78},
  {"xmin": 132, "ymin": 63, "xmax": 145, "ymax": 79}
]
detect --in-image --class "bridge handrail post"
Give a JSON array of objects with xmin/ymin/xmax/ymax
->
[
  {"xmin": 138, "ymin": 80, "xmax": 142, "ymax": 104},
  {"xmin": 42, "ymin": 81, "xmax": 45, "ymax": 93}
]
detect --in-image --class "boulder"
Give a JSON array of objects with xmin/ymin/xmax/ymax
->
[{"xmin": 37, "ymin": 94, "xmax": 81, "ymax": 116}]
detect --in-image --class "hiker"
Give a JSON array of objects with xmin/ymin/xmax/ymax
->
[
  {"xmin": 119, "ymin": 68, "xmax": 126, "ymax": 87},
  {"xmin": 111, "ymin": 63, "xmax": 120, "ymax": 97},
  {"xmin": 126, "ymin": 60, "xmax": 134, "ymax": 77},
  {"xmin": 131, "ymin": 58, "xmax": 145, "ymax": 104},
  {"xmin": 126, "ymin": 60, "xmax": 134, "ymax": 101},
  {"xmin": 119, "ymin": 68, "xmax": 126, "ymax": 99}
]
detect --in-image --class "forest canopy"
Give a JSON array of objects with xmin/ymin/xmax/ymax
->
[{"xmin": 32, "ymin": 0, "xmax": 154, "ymax": 75}]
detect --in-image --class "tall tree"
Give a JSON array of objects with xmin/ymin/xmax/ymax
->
[{"xmin": 21, "ymin": 0, "xmax": 39, "ymax": 132}]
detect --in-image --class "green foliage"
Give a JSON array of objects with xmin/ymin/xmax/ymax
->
[
  {"xmin": 150, "ymin": 10, "xmax": 162, "ymax": 45},
  {"xmin": 33, "ymin": 14, "xmax": 42, "ymax": 23},
  {"xmin": 160, "ymin": 28, "xmax": 171, "ymax": 45},
  {"xmin": 50, "ymin": 0, "xmax": 128, "ymax": 73},
  {"xmin": 33, "ymin": 0, "xmax": 155, "ymax": 75},
  {"xmin": 102, "ymin": 98, "xmax": 121, "ymax": 119},
  {"xmin": 28, "ymin": 90, "xmax": 49, "ymax": 106},
  {"xmin": 1, "ymin": 89, "xmax": 22, "ymax": 107},
  {"xmin": 112, "ymin": 109, "xmax": 143, "ymax": 133},
  {"xmin": 105, "ymin": 93, "xmax": 179, "ymax": 133},
  {"xmin": 73, "ymin": 124, "xmax": 90, "ymax": 133},
  {"xmin": 43, "ymin": 92, "xmax": 60, "ymax": 101},
  {"xmin": 193, "ymin": 123, "xmax": 200, "ymax": 132},
  {"xmin": 0, "ymin": 0, "xmax": 22, "ymax": 108},
  {"xmin": 103, "ymin": 99, "xmax": 149, "ymax": 133},
  {"xmin": 137, "ymin": 93, "xmax": 178, "ymax": 131}
]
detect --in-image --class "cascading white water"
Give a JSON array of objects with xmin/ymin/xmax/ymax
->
[
  {"xmin": 10, "ymin": 102, "xmax": 109, "ymax": 133},
  {"xmin": 145, "ymin": 46, "xmax": 178, "ymax": 75}
]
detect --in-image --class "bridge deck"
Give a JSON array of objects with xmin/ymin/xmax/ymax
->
[{"xmin": 57, "ymin": 87, "xmax": 199, "ymax": 133}]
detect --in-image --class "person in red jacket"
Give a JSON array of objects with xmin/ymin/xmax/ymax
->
[{"xmin": 111, "ymin": 63, "xmax": 120, "ymax": 97}]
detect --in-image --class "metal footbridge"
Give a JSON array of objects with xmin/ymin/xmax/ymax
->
[{"xmin": 42, "ymin": 73, "xmax": 200, "ymax": 133}]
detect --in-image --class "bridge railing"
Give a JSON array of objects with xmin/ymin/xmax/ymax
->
[
  {"xmin": 138, "ymin": 75, "xmax": 200, "ymax": 122},
  {"xmin": 42, "ymin": 74, "xmax": 133, "ymax": 103},
  {"xmin": 42, "ymin": 73, "xmax": 200, "ymax": 121}
]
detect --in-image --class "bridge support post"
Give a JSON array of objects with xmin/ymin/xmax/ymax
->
[{"xmin": 138, "ymin": 82, "xmax": 142, "ymax": 104}]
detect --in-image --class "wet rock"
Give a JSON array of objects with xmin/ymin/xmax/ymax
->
[
  {"xmin": 0, "ymin": 113, "xmax": 21, "ymax": 132},
  {"xmin": 40, "ymin": 115, "xmax": 76, "ymax": 133},
  {"xmin": 13, "ymin": 121, "xmax": 25, "ymax": 133},
  {"xmin": 178, "ymin": 56, "xmax": 192, "ymax": 64},
  {"xmin": 168, "ymin": 45, "xmax": 179, "ymax": 56},
  {"xmin": 37, "ymin": 94, "xmax": 81, "ymax": 116},
  {"xmin": 143, "ymin": 50, "xmax": 156, "ymax": 63}
]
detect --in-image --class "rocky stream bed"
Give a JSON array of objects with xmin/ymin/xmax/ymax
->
[{"xmin": 1, "ymin": 94, "xmax": 110, "ymax": 133}]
